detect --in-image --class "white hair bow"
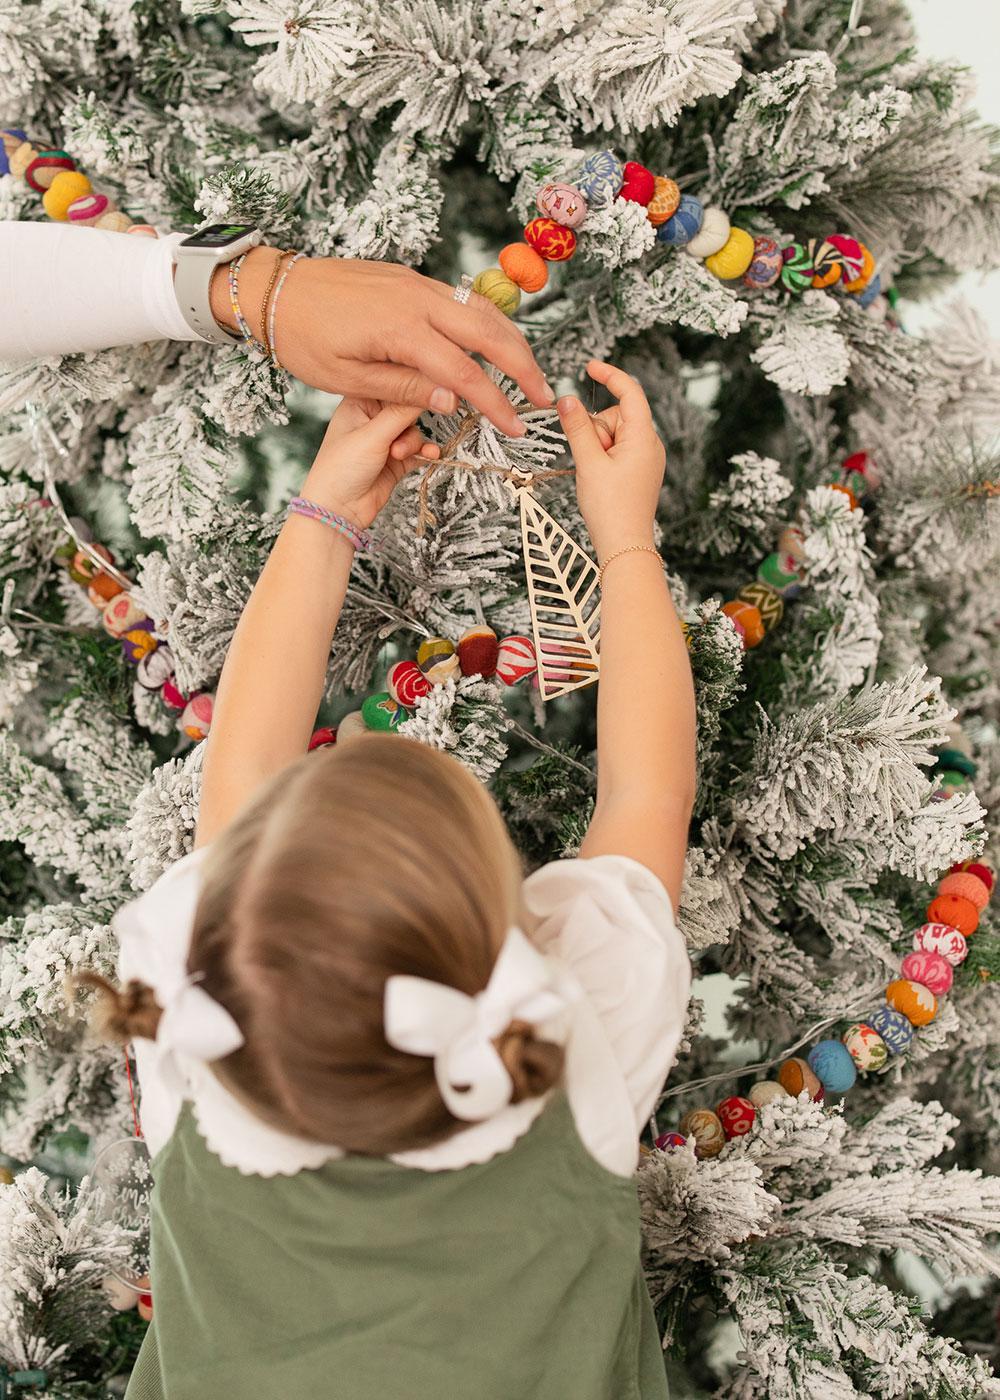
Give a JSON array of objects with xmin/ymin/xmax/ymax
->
[
  {"xmin": 155, "ymin": 971, "xmax": 245, "ymax": 1070},
  {"xmin": 384, "ymin": 927, "xmax": 569, "ymax": 1121}
]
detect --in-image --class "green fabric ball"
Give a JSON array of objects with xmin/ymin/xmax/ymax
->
[{"xmin": 361, "ymin": 691, "xmax": 407, "ymax": 731}]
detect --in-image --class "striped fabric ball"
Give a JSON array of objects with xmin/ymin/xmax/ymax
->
[
  {"xmin": 417, "ymin": 638, "xmax": 460, "ymax": 685},
  {"xmin": 843, "ymin": 243, "xmax": 875, "ymax": 293},
  {"xmin": 387, "ymin": 660, "xmax": 430, "ymax": 708},
  {"xmin": 677, "ymin": 1108, "xmax": 725, "ymax": 1158},
  {"xmin": 536, "ymin": 182, "xmax": 588, "ymax": 229},
  {"xmin": 576, "ymin": 150, "xmax": 623, "ymax": 210},
  {"xmin": 807, "ymin": 1039, "xmax": 857, "ymax": 1093},
  {"xmin": 715, "ymin": 1096, "xmax": 756, "ymax": 1139},
  {"xmin": 868, "ymin": 1005, "xmax": 913, "ymax": 1054},
  {"xmin": 685, "ymin": 206, "xmax": 730, "ymax": 260},
  {"xmin": 900, "ymin": 949, "xmax": 953, "ymax": 997},
  {"xmin": 457, "ymin": 625, "xmax": 499, "ymax": 677},
  {"xmin": 24, "ymin": 149, "xmax": 75, "ymax": 192},
  {"xmin": 842, "ymin": 1023, "xmax": 888, "ymax": 1072},
  {"xmin": 103, "ymin": 595, "xmax": 141, "ymax": 640},
  {"xmin": 757, "ymin": 552, "xmax": 801, "ymax": 595},
  {"xmin": 742, "ymin": 235, "xmax": 783, "ymax": 289},
  {"xmin": 499, "ymin": 242, "xmax": 548, "ymax": 293},
  {"xmin": 646, "ymin": 176, "xmax": 681, "ymax": 226},
  {"xmin": 496, "ymin": 635, "xmax": 536, "ymax": 685},
  {"xmin": 926, "ymin": 892, "xmax": 979, "ymax": 937},
  {"xmin": 136, "ymin": 644, "xmax": 175, "ymax": 691},
  {"xmin": 67, "ymin": 193, "xmax": 110, "ymax": 226},
  {"xmin": 721, "ymin": 600, "xmax": 764, "ymax": 648},
  {"xmin": 937, "ymin": 871, "xmax": 989, "ymax": 911},
  {"xmin": 472, "ymin": 268, "xmax": 520, "ymax": 316},
  {"xmin": 656, "ymin": 194, "xmax": 703, "ymax": 248},
  {"xmin": 737, "ymin": 581, "xmax": 783, "ymax": 631},
  {"xmin": 705, "ymin": 227, "xmax": 755, "ymax": 281},
  {"xmin": 911, "ymin": 922, "xmax": 968, "ymax": 967},
  {"xmin": 748, "ymin": 1080, "xmax": 789, "ymax": 1108},
  {"xmin": 42, "ymin": 170, "xmax": 92, "ymax": 221},
  {"xmin": 524, "ymin": 218, "xmax": 577, "ymax": 262},
  {"xmin": 778, "ymin": 1056, "xmax": 822, "ymax": 1099},
  {"xmin": 780, "ymin": 243, "xmax": 813, "ymax": 291},
  {"xmin": 361, "ymin": 691, "xmax": 407, "ymax": 731},
  {"xmin": 807, "ymin": 238, "xmax": 844, "ymax": 289},
  {"xmin": 885, "ymin": 977, "xmax": 937, "ymax": 1027},
  {"xmin": 827, "ymin": 234, "xmax": 865, "ymax": 284}
]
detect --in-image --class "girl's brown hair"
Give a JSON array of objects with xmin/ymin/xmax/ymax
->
[{"xmin": 83, "ymin": 735, "xmax": 564, "ymax": 1155}]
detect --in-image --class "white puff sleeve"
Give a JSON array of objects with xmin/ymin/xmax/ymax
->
[{"xmin": 521, "ymin": 854, "xmax": 691, "ymax": 1174}]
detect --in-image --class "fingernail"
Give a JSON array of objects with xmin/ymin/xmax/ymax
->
[
  {"xmin": 430, "ymin": 387, "xmax": 454, "ymax": 412},
  {"xmin": 557, "ymin": 395, "xmax": 580, "ymax": 413}
]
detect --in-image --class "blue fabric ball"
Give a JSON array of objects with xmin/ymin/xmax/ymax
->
[
  {"xmin": 0, "ymin": 130, "xmax": 26, "ymax": 177},
  {"xmin": 856, "ymin": 274, "xmax": 882, "ymax": 309},
  {"xmin": 807, "ymin": 1039, "xmax": 857, "ymax": 1093},
  {"xmin": 576, "ymin": 150, "xmax": 624, "ymax": 210},
  {"xmin": 656, "ymin": 195, "xmax": 704, "ymax": 247},
  {"xmin": 868, "ymin": 1005, "xmax": 913, "ymax": 1055}
]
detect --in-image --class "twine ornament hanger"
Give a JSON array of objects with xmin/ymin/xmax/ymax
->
[{"xmin": 415, "ymin": 402, "xmax": 603, "ymax": 701}]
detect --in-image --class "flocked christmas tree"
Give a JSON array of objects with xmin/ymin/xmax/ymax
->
[{"xmin": 2, "ymin": 0, "xmax": 1000, "ymax": 1393}]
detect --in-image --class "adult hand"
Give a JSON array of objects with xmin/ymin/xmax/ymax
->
[{"xmin": 210, "ymin": 248, "xmax": 553, "ymax": 444}]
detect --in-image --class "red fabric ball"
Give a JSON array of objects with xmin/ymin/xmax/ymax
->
[
  {"xmin": 308, "ymin": 727, "xmax": 337, "ymax": 750},
  {"xmin": 951, "ymin": 860, "xmax": 994, "ymax": 893},
  {"xmin": 841, "ymin": 451, "xmax": 870, "ymax": 477},
  {"xmin": 618, "ymin": 161, "xmax": 655, "ymax": 205},
  {"xmin": 387, "ymin": 660, "xmax": 431, "ymax": 708},
  {"xmin": 523, "ymin": 218, "xmax": 577, "ymax": 262},
  {"xmin": 654, "ymin": 1131, "xmax": 687, "ymax": 1150},
  {"xmin": 161, "ymin": 677, "xmax": 187, "ymax": 711},
  {"xmin": 457, "ymin": 625, "xmax": 500, "ymax": 678},
  {"xmin": 927, "ymin": 892, "xmax": 979, "ymax": 937},
  {"xmin": 716, "ymin": 1096, "xmax": 756, "ymax": 1139}
]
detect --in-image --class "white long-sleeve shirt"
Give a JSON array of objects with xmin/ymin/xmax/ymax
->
[{"xmin": 0, "ymin": 221, "xmax": 208, "ymax": 360}]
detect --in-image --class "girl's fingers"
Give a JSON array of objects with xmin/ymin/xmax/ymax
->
[
  {"xmin": 363, "ymin": 402, "xmax": 426, "ymax": 449},
  {"xmin": 586, "ymin": 360, "xmax": 652, "ymax": 421},
  {"xmin": 591, "ymin": 409, "xmax": 617, "ymax": 450},
  {"xmin": 388, "ymin": 424, "xmax": 436, "ymax": 461}
]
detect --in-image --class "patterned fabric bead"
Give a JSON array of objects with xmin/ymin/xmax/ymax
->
[
  {"xmin": 523, "ymin": 217, "xmax": 577, "ymax": 262},
  {"xmin": 0, "ymin": 129, "xmax": 26, "ymax": 175},
  {"xmin": 67, "ymin": 192, "xmax": 110, "ymax": 226},
  {"xmin": 748, "ymin": 1080, "xmax": 790, "ymax": 1108},
  {"xmin": 646, "ymin": 176, "xmax": 681, "ymax": 226},
  {"xmin": 536, "ymin": 182, "xmax": 588, "ymax": 229},
  {"xmin": 102, "ymin": 592, "xmax": 148, "ymax": 639},
  {"xmin": 386, "ymin": 660, "xmax": 430, "ymax": 708},
  {"xmin": 361, "ymin": 691, "xmax": 407, "ymax": 731},
  {"xmin": 457, "ymin": 625, "xmax": 499, "ymax": 678},
  {"xmin": 807, "ymin": 238, "xmax": 844, "ymax": 289},
  {"xmin": 885, "ymin": 977, "xmax": 937, "ymax": 1027},
  {"xmin": 742, "ymin": 235, "xmax": 783, "ymax": 288},
  {"xmin": 656, "ymin": 194, "xmax": 704, "ymax": 247},
  {"xmin": 807, "ymin": 1039, "xmax": 857, "ymax": 1093},
  {"xmin": 472, "ymin": 268, "xmax": 521, "ymax": 316},
  {"xmin": 827, "ymin": 234, "xmax": 865, "ymax": 284},
  {"xmin": 938, "ymin": 871, "xmax": 988, "ymax": 912},
  {"xmin": 721, "ymin": 600, "xmax": 764, "ymax": 648},
  {"xmin": 575, "ymin": 150, "xmax": 623, "ymax": 209},
  {"xmin": 121, "ymin": 621, "xmax": 158, "ymax": 665},
  {"xmin": 496, "ymin": 635, "xmax": 536, "ymax": 685},
  {"xmin": 24, "ymin": 149, "xmax": 75, "ymax": 192},
  {"xmin": 685, "ymin": 207, "xmax": 730, "ymax": 260},
  {"xmin": 161, "ymin": 677, "xmax": 187, "ymax": 712},
  {"xmin": 715, "ymin": 1096, "xmax": 756, "ymax": 1139},
  {"xmin": 42, "ymin": 170, "xmax": 92, "ymax": 221},
  {"xmin": 654, "ymin": 1131, "xmax": 687, "ymax": 1150},
  {"xmin": 677, "ymin": 1108, "xmax": 726, "ymax": 1158},
  {"xmin": 136, "ymin": 644, "xmax": 176, "ymax": 691},
  {"xmin": 927, "ymin": 892, "xmax": 979, "ymax": 937},
  {"xmin": 757, "ymin": 552, "xmax": 801, "ymax": 595},
  {"xmin": 737, "ymin": 581, "xmax": 783, "ymax": 630},
  {"xmin": 911, "ymin": 922, "xmax": 968, "ymax": 967},
  {"xmin": 842, "ymin": 1023, "xmax": 888, "ymax": 1072},
  {"xmin": 856, "ymin": 274, "xmax": 882, "ymax": 308},
  {"xmin": 618, "ymin": 160, "xmax": 655, "ymax": 205},
  {"xmin": 777, "ymin": 1056, "xmax": 822, "ymax": 1099},
  {"xmin": 180, "ymin": 692, "xmax": 213, "ymax": 742},
  {"xmin": 780, "ymin": 242, "xmax": 813, "ymax": 291},
  {"xmin": 777, "ymin": 523, "xmax": 807, "ymax": 565},
  {"xmin": 9, "ymin": 142, "xmax": 38, "ymax": 180},
  {"xmin": 705, "ymin": 227, "xmax": 755, "ymax": 281},
  {"xmin": 899, "ymin": 950, "xmax": 954, "ymax": 997},
  {"xmin": 868, "ymin": 1005, "xmax": 914, "ymax": 1054},
  {"xmin": 417, "ymin": 638, "xmax": 460, "ymax": 685},
  {"xmin": 843, "ymin": 243, "xmax": 875, "ymax": 293},
  {"xmin": 498, "ymin": 243, "xmax": 548, "ymax": 293}
]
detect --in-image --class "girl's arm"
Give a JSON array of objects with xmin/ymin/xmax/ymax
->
[
  {"xmin": 195, "ymin": 400, "xmax": 435, "ymax": 848},
  {"xmin": 555, "ymin": 363, "xmax": 696, "ymax": 910}
]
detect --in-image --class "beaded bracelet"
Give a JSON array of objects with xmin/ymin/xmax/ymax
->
[
  {"xmin": 597, "ymin": 543, "xmax": 660, "ymax": 585},
  {"xmin": 227, "ymin": 253, "xmax": 255, "ymax": 347},
  {"xmin": 267, "ymin": 251, "xmax": 306, "ymax": 369},
  {"xmin": 258, "ymin": 247, "xmax": 297, "ymax": 359},
  {"xmin": 286, "ymin": 496, "xmax": 373, "ymax": 552}
]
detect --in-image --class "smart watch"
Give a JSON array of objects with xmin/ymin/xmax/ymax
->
[{"xmin": 172, "ymin": 223, "xmax": 263, "ymax": 346}]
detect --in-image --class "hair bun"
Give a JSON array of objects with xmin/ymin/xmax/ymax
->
[
  {"xmin": 495, "ymin": 1019, "xmax": 564, "ymax": 1104},
  {"xmin": 74, "ymin": 971, "xmax": 162, "ymax": 1044}
]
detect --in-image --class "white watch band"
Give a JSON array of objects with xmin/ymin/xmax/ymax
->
[{"xmin": 172, "ymin": 228, "xmax": 263, "ymax": 346}]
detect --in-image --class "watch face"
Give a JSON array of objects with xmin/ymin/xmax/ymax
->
[{"xmin": 180, "ymin": 222, "xmax": 256, "ymax": 248}]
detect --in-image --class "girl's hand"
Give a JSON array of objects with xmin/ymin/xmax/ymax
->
[
  {"xmin": 299, "ymin": 399, "xmax": 441, "ymax": 532},
  {"xmin": 556, "ymin": 360, "xmax": 666, "ymax": 561}
]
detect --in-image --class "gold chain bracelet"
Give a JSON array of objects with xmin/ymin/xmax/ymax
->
[{"xmin": 597, "ymin": 543, "xmax": 661, "ymax": 586}]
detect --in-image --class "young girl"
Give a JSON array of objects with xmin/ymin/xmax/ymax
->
[{"xmin": 87, "ymin": 361, "xmax": 696, "ymax": 1399}]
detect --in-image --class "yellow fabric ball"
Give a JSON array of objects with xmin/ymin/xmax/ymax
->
[
  {"xmin": 95, "ymin": 210, "xmax": 133, "ymax": 232},
  {"xmin": 43, "ymin": 170, "xmax": 93, "ymax": 221},
  {"xmin": 705, "ymin": 227, "xmax": 756, "ymax": 281},
  {"xmin": 9, "ymin": 141, "xmax": 37, "ymax": 179},
  {"xmin": 472, "ymin": 267, "xmax": 521, "ymax": 316}
]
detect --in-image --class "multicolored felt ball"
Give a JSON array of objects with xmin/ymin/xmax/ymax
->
[
  {"xmin": 0, "ymin": 129, "xmax": 26, "ymax": 175},
  {"xmin": 361, "ymin": 691, "xmax": 407, "ymax": 732},
  {"xmin": 416, "ymin": 637, "xmax": 460, "ymax": 685},
  {"xmin": 42, "ymin": 170, "xmax": 92, "ymax": 221},
  {"xmin": 677, "ymin": 1108, "xmax": 726, "ymax": 1159},
  {"xmin": 69, "ymin": 543, "xmax": 114, "ymax": 586},
  {"xmin": 9, "ymin": 142, "xmax": 38, "ymax": 180},
  {"xmin": 741, "ymin": 236, "xmax": 783, "ymax": 289},
  {"xmin": 66, "ymin": 192, "xmax": 111, "ymax": 226},
  {"xmin": 777, "ymin": 524, "xmax": 806, "ymax": 566},
  {"xmin": 780, "ymin": 242, "xmax": 813, "ymax": 292},
  {"xmin": 645, "ymin": 176, "xmax": 681, "ymax": 226},
  {"xmin": 24, "ymin": 149, "xmax": 75, "ymax": 192},
  {"xmin": 496, "ymin": 635, "xmax": 537, "ymax": 685},
  {"xmin": 685, "ymin": 207, "xmax": 730, "ymax": 260},
  {"xmin": 95, "ymin": 210, "xmax": 132, "ymax": 232},
  {"xmin": 618, "ymin": 161, "xmax": 655, "ymax": 205},
  {"xmin": 308, "ymin": 726, "xmax": 337, "ymax": 750},
  {"xmin": 827, "ymin": 235, "xmax": 865, "ymax": 284},
  {"xmin": 777, "ymin": 1056, "xmax": 822, "ymax": 1099},
  {"xmin": 387, "ymin": 660, "xmax": 431, "ymax": 708},
  {"xmin": 457, "ymin": 625, "xmax": 499, "ymax": 678},
  {"xmin": 807, "ymin": 1039, "xmax": 857, "ymax": 1093},
  {"xmin": 86, "ymin": 572, "xmax": 124, "ymax": 606},
  {"xmin": 128, "ymin": 224, "xmax": 159, "ymax": 238},
  {"xmin": 757, "ymin": 552, "xmax": 801, "ymax": 595},
  {"xmin": 736, "ymin": 581, "xmax": 783, "ymax": 631},
  {"xmin": 868, "ymin": 1005, "xmax": 913, "ymax": 1054},
  {"xmin": 748, "ymin": 1080, "xmax": 790, "ymax": 1108},
  {"xmin": 885, "ymin": 977, "xmax": 937, "ymax": 1027},
  {"xmin": 523, "ymin": 218, "xmax": 577, "ymax": 262},
  {"xmin": 911, "ymin": 922, "xmax": 968, "ymax": 967},
  {"xmin": 926, "ymin": 892, "xmax": 979, "ymax": 938},
  {"xmin": 705, "ymin": 227, "xmax": 755, "ymax": 281},
  {"xmin": 721, "ymin": 600, "xmax": 764, "ymax": 649},
  {"xmin": 715, "ymin": 1096, "xmax": 756, "ymax": 1139},
  {"xmin": 807, "ymin": 238, "xmax": 844, "ymax": 289},
  {"xmin": 180, "ymin": 692, "xmax": 213, "ymax": 742},
  {"xmin": 135, "ymin": 644, "xmax": 175, "ymax": 691},
  {"xmin": 102, "ymin": 592, "xmax": 148, "ymax": 638},
  {"xmin": 161, "ymin": 677, "xmax": 187, "ymax": 712},
  {"xmin": 842, "ymin": 1023, "xmax": 888, "ymax": 1072},
  {"xmin": 656, "ymin": 194, "xmax": 703, "ymax": 248},
  {"xmin": 937, "ymin": 871, "xmax": 989, "ymax": 911},
  {"xmin": 121, "ymin": 621, "xmax": 158, "ymax": 665},
  {"xmin": 498, "ymin": 243, "xmax": 548, "ymax": 293},
  {"xmin": 472, "ymin": 268, "xmax": 520, "ymax": 316},
  {"xmin": 654, "ymin": 1131, "xmax": 687, "ymax": 1151},
  {"xmin": 842, "ymin": 243, "xmax": 875, "ymax": 293},
  {"xmin": 951, "ymin": 860, "xmax": 994, "ymax": 892},
  {"xmin": 535, "ymin": 182, "xmax": 588, "ymax": 230},
  {"xmin": 575, "ymin": 150, "xmax": 624, "ymax": 210},
  {"xmin": 899, "ymin": 949, "xmax": 954, "ymax": 997},
  {"xmin": 856, "ymin": 274, "xmax": 882, "ymax": 308}
]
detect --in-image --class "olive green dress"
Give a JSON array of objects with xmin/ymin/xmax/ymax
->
[{"xmin": 125, "ymin": 1093, "xmax": 669, "ymax": 1400}]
